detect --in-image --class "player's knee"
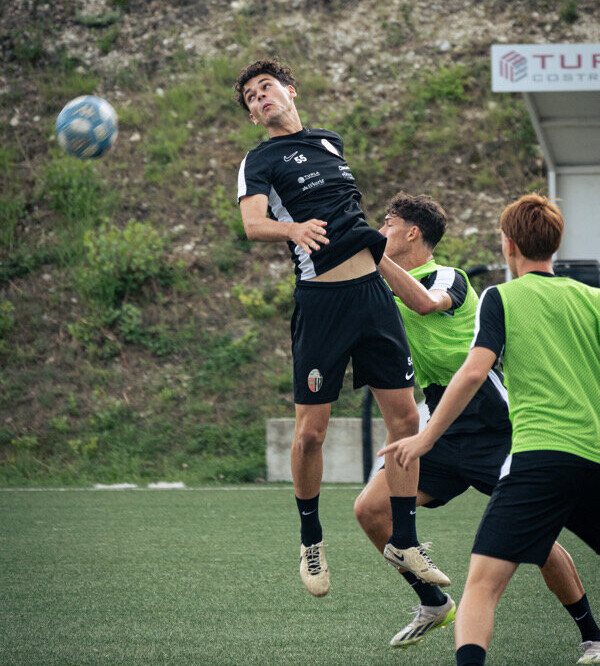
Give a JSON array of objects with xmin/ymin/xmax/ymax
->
[
  {"xmin": 467, "ymin": 572, "xmax": 507, "ymax": 601},
  {"xmin": 353, "ymin": 494, "xmax": 382, "ymax": 531},
  {"xmin": 353, "ymin": 494, "xmax": 370, "ymax": 526},
  {"xmin": 387, "ymin": 406, "xmax": 420, "ymax": 440},
  {"xmin": 294, "ymin": 425, "xmax": 326, "ymax": 452}
]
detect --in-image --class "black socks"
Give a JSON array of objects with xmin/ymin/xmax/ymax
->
[
  {"xmin": 389, "ymin": 496, "xmax": 419, "ymax": 549},
  {"xmin": 296, "ymin": 494, "xmax": 322, "ymax": 546},
  {"xmin": 401, "ymin": 571, "xmax": 447, "ymax": 606},
  {"xmin": 456, "ymin": 644, "xmax": 486, "ymax": 666},
  {"xmin": 564, "ymin": 594, "xmax": 600, "ymax": 642}
]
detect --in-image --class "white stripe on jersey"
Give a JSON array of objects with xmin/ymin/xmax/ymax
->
[
  {"xmin": 499, "ymin": 453, "xmax": 512, "ymax": 479},
  {"xmin": 269, "ymin": 186, "xmax": 316, "ymax": 280},
  {"xmin": 430, "ymin": 267, "xmax": 457, "ymax": 317},
  {"xmin": 430, "ymin": 267, "xmax": 456, "ymax": 292},
  {"xmin": 237, "ymin": 154, "xmax": 248, "ymax": 200},
  {"xmin": 471, "ymin": 286, "xmax": 492, "ymax": 349},
  {"xmin": 472, "ymin": 287, "xmax": 509, "ymax": 408},
  {"xmin": 487, "ymin": 368, "xmax": 509, "ymax": 408}
]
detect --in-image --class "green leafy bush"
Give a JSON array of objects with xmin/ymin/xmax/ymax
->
[
  {"xmin": 68, "ymin": 436, "xmax": 99, "ymax": 457},
  {"xmin": 11, "ymin": 435, "xmax": 40, "ymax": 451},
  {"xmin": 79, "ymin": 220, "xmax": 166, "ymax": 305},
  {"xmin": 418, "ymin": 65, "xmax": 468, "ymax": 104},
  {"xmin": 271, "ymin": 275, "xmax": 295, "ymax": 316},
  {"xmin": 233, "ymin": 285, "xmax": 276, "ymax": 319},
  {"xmin": 233, "ymin": 276, "xmax": 296, "ymax": 320}
]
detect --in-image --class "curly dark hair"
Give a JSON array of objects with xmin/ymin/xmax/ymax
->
[
  {"xmin": 386, "ymin": 192, "xmax": 448, "ymax": 249},
  {"xmin": 235, "ymin": 59, "xmax": 298, "ymax": 111}
]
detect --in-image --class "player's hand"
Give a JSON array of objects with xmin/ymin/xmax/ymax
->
[
  {"xmin": 377, "ymin": 433, "xmax": 434, "ymax": 469},
  {"xmin": 289, "ymin": 219, "xmax": 328, "ymax": 255}
]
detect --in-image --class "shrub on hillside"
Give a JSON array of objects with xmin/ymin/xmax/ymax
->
[{"xmin": 79, "ymin": 220, "xmax": 166, "ymax": 305}]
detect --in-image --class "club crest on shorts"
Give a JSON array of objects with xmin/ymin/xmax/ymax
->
[{"xmin": 308, "ymin": 369, "xmax": 323, "ymax": 393}]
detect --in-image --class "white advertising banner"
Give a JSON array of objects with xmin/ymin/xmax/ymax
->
[{"xmin": 491, "ymin": 44, "xmax": 600, "ymax": 92}]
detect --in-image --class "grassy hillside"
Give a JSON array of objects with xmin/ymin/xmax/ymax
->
[{"xmin": 1, "ymin": 0, "xmax": 597, "ymax": 485}]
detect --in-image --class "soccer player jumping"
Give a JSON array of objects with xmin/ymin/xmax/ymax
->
[
  {"xmin": 380, "ymin": 194, "xmax": 600, "ymax": 665},
  {"xmin": 235, "ymin": 60, "xmax": 449, "ymax": 597},
  {"xmin": 355, "ymin": 192, "xmax": 600, "ymax": 658}
]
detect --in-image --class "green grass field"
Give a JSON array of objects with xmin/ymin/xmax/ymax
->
[{"xmin": 1, "ymin": 485, "xmax": 597, "ymax": 665}]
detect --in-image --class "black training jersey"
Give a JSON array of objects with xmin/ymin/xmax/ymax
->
[
  {"xmin": 237, "ymin": 128, "xmax": 386, "ymax": 279},
  {"xmin": 471, "ymin": 285, "xmax": 506, "ymax": 359}
]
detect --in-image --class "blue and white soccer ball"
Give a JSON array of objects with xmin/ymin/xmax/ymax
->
[{"xmin": 56, "ymin": 95, "xmax": 118, "ymax": 159}]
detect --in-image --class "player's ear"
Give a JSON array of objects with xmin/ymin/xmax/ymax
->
[
  {"xmin": 505, "ymin": 236, "xmax": 518, "ymax": 257},
  {"xmin": 249, "ymin": 112, "xmax": 259, "ymax": 125},
  {"xmin": 288, "ymin": 85, "xmax": 297, "ymax": 99}
]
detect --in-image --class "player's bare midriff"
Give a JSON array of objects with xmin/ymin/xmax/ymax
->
[{"xmin": 310, "ymin": 247, "xmax": 376, "ymax": 282}]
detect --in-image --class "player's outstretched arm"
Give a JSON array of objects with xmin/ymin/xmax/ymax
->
[
  {"xmin": 378, "ymin": 347, "xmax": 497, "ymax": 468},
  {"xmin": 240, "ymin": 194, "xmax": 328, "ymax": 255},
  {"xmin": 378, "ymin": 254, "xmax": 452, "ymax": 315}
]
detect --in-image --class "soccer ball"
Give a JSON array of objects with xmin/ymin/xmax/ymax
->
[{"xmin": 56, "ymin": 95, "xmax": 118, "ymax": 159}]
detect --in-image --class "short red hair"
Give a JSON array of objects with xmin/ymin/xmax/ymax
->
[{"xmin": 500, "ymin": 194, "xmax": 563, "ymax": 260}]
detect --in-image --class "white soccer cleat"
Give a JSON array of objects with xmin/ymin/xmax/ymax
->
[
  {"xmin": 383, "ymin": 542, "xmax": 451, "ymax": 587},
  {"xmin": 300, "ymin": 541, "xmax": 330, "ymax": 597},
  {"xmin": 390, "ymin": 595, "xmax": 456, "ymax": 648},
  {"xmin": 578, "ymin": 641, "xmax": 600, "ymax": 663}
]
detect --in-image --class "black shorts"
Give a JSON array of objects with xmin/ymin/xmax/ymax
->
[
  {"xmin": 472, "ymin": 450, "xmax": 600, "ymax": 566},
  {"xmin": 418, "ymin": 429, "xmax": 511, "ymax": 508},
  {"xmin": 291, "ymin": 271, "xmax": 414, "ymax": 405}
]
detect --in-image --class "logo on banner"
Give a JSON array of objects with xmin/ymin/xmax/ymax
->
[
  {"xmin": 308, "ymin": 369, "xmax": 323, "ymax": 393},
  {"xmin": 499, "ymin": 51, "xmax": 528, "ymax": 82}
]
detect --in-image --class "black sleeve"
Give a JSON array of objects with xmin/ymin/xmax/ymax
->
[
  {"xmin": 421, "ymin": 268, "xmax": 468, "ymax": 314},
  {"xmin": 471, "ymin": 286, "xmax": 505, "ymax": 358},
  {"xmin": 237, "ymin": 150, "xmax": 272, "ymax": 202}
]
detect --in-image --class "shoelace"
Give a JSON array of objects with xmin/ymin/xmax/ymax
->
[
  {"xmin": 305, "ymin": 544, "xmax": 325, "ymax": 575},
  {"xmin": 418, "ymin": 542, "xmax": 440, "ymax": 570},
  {"xmin": 408, "ymin": 605, "xmax": 425, "ymax": 624}
]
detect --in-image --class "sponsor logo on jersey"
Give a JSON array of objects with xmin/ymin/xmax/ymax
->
[
  {"xmin": 283, "ymin": 151, "xmax": 298, "ymax": 162},
  {"xmin": 298, "ymin": 171, "xmax": 320, "ymax": 184},
  {"xmin": 338, "ymin": 165, "xmax": 350, "ymax": 171},
  {"xmin": 341, "ymin": 171, "xmax": 354, "ymax": 180},
  {"xmin": 308, "ymin": 369, "xmax": 323, "ymax": 393},
  {"xmin": 302, "ymin": 178, "xmax": 325, "ymax": 192}
]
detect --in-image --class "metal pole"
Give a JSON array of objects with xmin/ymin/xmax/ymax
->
[{"xmin": 361, "ymin": 386, "xmax": 373, "ymax": 484}]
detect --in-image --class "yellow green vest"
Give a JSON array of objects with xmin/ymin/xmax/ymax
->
[
  {"xmin": 496, "ymin": 273, "xmax": 600, "ymax": 464},
  {"xmin": 393, "ymin": 260, "xmax": 479, "ymax": 389}
]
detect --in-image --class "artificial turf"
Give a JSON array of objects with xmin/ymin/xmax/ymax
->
[{"xmin": 0, "ymin": 485, "xmax": 597, "ymax": 665}]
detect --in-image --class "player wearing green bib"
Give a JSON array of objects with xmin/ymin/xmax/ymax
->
[
  {"xmin": 381, "ymin": 194, "xmax": 600, "ymax": 665},
  {"xmin": 355, "ymin": 193, "xmax": 599, "ymax": 657}
]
